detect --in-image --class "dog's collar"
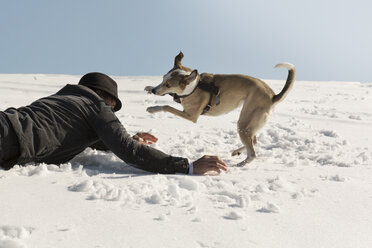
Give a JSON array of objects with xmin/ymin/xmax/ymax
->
[
  {"xmin": 172, "ymin": 78, "xmax": 201, "ymax": 99},
  {"xmin": 168, "ymin": 79, "xmax": 199, "ymax": 102},
  {"xmin": 170, "ymin": 80, "xmax": 221, "ymax": 114}
]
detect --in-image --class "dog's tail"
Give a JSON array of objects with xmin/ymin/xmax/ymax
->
[{"xmin": 272, "ymin": 62, "xmax": 296, "ymax": 105}]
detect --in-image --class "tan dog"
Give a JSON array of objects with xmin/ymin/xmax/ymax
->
[{"xmin": 145, "ymin": 52, "xmax": 295, "ymax": 166}]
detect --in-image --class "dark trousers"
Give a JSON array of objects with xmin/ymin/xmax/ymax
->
[{"xmin": 0, "ymin": 112, "xmax": 20, "ymax": 170}]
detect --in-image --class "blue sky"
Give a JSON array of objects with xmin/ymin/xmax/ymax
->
[{"xmin": 0, "ymin": 0, "xmax": 371, "ymax": 81}]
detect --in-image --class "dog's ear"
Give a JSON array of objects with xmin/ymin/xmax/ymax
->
[
  {"xmin": 184, "ymin": 69, "xmax": 198, "ymax": 85},
  {"xmin": 174, "ymin": 51, "xmax": 184, "ymax": 68}
]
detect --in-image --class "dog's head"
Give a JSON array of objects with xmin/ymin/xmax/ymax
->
[{"xmin": 149, "ymin": 52, "xmax": 199, "ymax": 96}]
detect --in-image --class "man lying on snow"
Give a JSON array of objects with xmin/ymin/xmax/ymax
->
[{"xmin": 0, "ymin": 72, "xmax": 227, "ymax": 174}]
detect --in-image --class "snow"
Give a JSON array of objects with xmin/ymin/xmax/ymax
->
[{"xmin": 1, "ymin": 74, "xmax": 372, "ymax": 248}]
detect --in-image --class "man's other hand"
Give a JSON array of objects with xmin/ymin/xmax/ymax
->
[
  {"xmin": 133, "ymin": 132, "xmax": 158, "ymax": 145},
  {"xmin": 192, "ymin": 155, "xmax": 228, "ymax": 175}
]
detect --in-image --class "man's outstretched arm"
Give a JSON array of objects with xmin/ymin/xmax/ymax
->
[
  {"xmin": 91, "ymin": 107, "xmax": 227, "ymax": 174},
  {"xmin": 92, "ymin": 107, "xmax": 190, "ymax": 174}
]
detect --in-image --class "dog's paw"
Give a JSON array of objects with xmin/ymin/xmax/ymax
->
[
  {"xmin": 235, "ymin": 160, "xmax": 248, "ymax": 167},
  {"xmin": 235, "ymin": 156, "xmax": 256, "ymax": 167},
  {"xmin": 144, "ymin": 86, "xmax": 154, "ymax": 94},
  {"xmin": 146, "ymin": 106, "xmax": 163, "ymax": 113}
]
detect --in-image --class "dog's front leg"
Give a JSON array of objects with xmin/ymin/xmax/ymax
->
[
  {"xmin": 147, "ymin": 105, "xmax": 199, "ymax": 123},
  {"xmin": 144, "ymin": 86, "xmax": 154, "ymax": 94}
]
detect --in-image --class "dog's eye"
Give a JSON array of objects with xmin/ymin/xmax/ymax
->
[{"xmin": 166, "ymin": 83, "xmax": 171, "ymax": 88}]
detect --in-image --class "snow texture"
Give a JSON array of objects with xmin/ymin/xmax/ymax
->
[{"xmin": 1, "ymin": 75, "xmax": 372, "ymax": 248}]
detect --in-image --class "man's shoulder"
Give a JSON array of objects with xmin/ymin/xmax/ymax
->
[
  {"xmin": 54, "ymin": 84, "xmax": 106, "ymax": 106},
  {"xmin": 56, "ymin": 84, "xmax": 98, "ymax": 98},
  {"xmin": 55, "ymin": 84, "xmax": 114, "ymax": 117}
]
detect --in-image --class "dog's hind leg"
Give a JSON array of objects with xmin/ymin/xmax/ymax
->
[
  {"xmin": 235, "ymin": 128, "xmax": 256, "ymax": 166},
  {"xmin": 234, "ymin": 104, "xmax": 270, "ymax": 166}
]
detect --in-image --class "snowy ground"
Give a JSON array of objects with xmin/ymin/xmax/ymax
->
[{"xmin": 0, "ymin": 74, "xmax": 371, "ymax": 248}]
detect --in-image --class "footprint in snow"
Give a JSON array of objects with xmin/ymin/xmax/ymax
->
[{"xmin": 257, "ymin": 202, "xmax": 280, "ymax": 213}]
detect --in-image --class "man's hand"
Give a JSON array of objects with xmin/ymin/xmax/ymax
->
[
  {"xmin": 133, "ymin": 132, "xmax": 158, "ymax": 145},
  {"xmin": 192, "ymin": 155, "xmax": 228, "ymax": 175}
]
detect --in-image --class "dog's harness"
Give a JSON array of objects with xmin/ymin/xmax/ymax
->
[{"xmin": 170, "ymin": 80, "xmax": 220, "ymax": 115}]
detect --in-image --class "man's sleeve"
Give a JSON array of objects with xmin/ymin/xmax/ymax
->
[
  {"xmin": 91, "ymin": 107, "xmax": 189, "ymax": 174},
  {"xmin": 89, "ymin": 140, "xmax": 110, "ymax": 151}
]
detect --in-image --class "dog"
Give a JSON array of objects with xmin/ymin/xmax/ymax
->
[{"xmin": 145, "ymin": 52, "xmax": 295, "ymax": 166}]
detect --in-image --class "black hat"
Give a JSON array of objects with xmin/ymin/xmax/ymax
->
[{"xmin": 78, "ymin": 72, "xmax": 122, "ymax": 111}]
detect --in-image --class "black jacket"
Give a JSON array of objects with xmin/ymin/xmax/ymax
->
[{"xmin": 2, "ymin": 84, "xmax": 189, "ymax": 174}]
